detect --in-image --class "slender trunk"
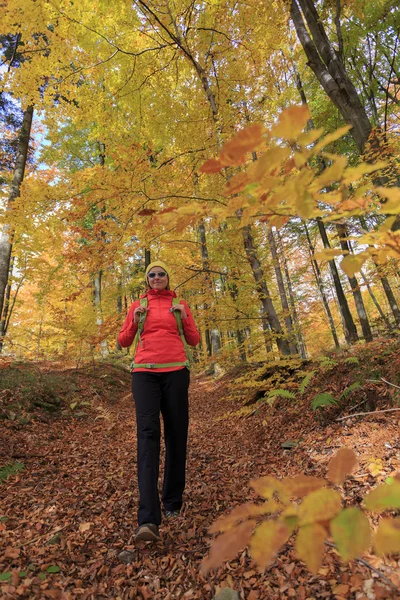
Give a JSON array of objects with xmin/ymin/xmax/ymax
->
[
  {"xmin": 144, "ymin": 248, "xmax": 151, "ymax": 269},
  {"xmin": 94, "ymin": 270, "xmax": 109, "ymax": 358},
  {"xmin": 267, "ymin": 227, "xmax": 298, "ymax": 355},
  {"xmin": 242, "ymin": 224, "xmax": 291, "ymax": 356},
  {"xmin": 116, "ymin": 284, "xmax": 123, "ymax": 352},
  {"xmin": 198, "ymin": 219, "xmax": 220, "ymax": 357},
  {"xmin": 305, "ymin": 223, "xmax": 340, "ymax": 348},
  {"xmin": 0, "ymin": 105, "xmax": 34, "ymax": 319},
  {"xmin": 276, "ymin": 230, "xmax": 308, "ymax": 358},
  {"xmin": 227, "ymin": 278, "xmax": 247, "ymax": 362},
  {"xmin": 360, "ymin": 269, "xmax": 393, "ymax": 331},
  {"xmin": 336, "ymin": 224, "xmax": 373, "ymax": 341},
  {"xmin": 317, "ymin": 219, "xmax": 359, "ymax": 344},
  {"xmin": 358, "ymin": 216, "xmax": 400, "ymax": 325}
]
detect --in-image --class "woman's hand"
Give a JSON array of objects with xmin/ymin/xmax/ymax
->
[
  {"xmin": 171, "ymin": 304, "xmax": 187, "ymax": 319},
  {"xmin": 134, "ymin": 306, "xmax": 149, "ymax": 323}
]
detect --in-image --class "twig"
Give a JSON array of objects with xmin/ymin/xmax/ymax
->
[
  {"xmin": 336, "ymin": 408, "xmax": 400, "ymax": 421},
  {"xmin": 381, "ymin": 377, "xmax": 400, "ymax": 390},
  {"xmin": 325, "ymin": 541, "xmax": 399, "ymax": 592},
  {"xmin": 367, "ymin": 378, "xmax": 400, "ymax": 390}
]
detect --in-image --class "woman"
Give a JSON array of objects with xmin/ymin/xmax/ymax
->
[{"xmin": 118, "ymin": 261, "xmax": 200, "ymax": 542}]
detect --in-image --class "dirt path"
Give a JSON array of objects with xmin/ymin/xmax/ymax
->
[{"xmin": 1, "ymin": 369, "xmax": 399, "ymax": 599}]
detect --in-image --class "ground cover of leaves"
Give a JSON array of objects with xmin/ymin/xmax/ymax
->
[{"xmin": 0, "ymin": 352, "xmax": 400, "ymax": 600}]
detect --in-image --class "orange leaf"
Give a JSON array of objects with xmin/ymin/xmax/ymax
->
[
  {"xmin": 219, "ymin": 123, "xmax": 265, "ymax": 166},
  {"xmin": 281, "ymin": 475, "xmax": 326, "ymax": 498},
  {"xmin": 272, "ymin": 105, "xmax": 310, "ymax": 140},
  {"xmin": 250, "ymin": 519, "xmax": 291, "ymax": 571},
  {"xmin": 327, "ymin": 448, "xmax": 358, "ymax": 484},
  {"xmin": 138, "ymin": 209, "xmax": 157, "ymax": 216},
  {"xmin": 209, "ymin": 501, "xmax": 279, "ymax": 533},
  {"xmin": 201, "ymin": 519, "xmax": 256, "ymax": 572},
  {"xmin": 250, "ymin": 475, "xmax": 282, "ymax": 499},
  {"xmin": 4, "ymin": 547, "xmax": 21, "ymax": 559},
  {"xmin": 296, "ymin": 523, "xmax": 326, "ymax": 574},
  {"xmin": 223, "ymin": 172, "xmax": 251, "ymax": 196},
  {"xmin": 199, "ymin": 158, "xmax": 224, "ymax": 173}
]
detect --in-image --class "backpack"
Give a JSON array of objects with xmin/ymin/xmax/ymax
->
[{"xmin": 130, "ymin": 296, "xmax": 192, "ymax": 370}]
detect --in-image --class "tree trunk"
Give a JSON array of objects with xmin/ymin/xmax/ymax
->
[
  {"xmin": 267, "ymin": 227, "xmax": 298, "ymax": 355},
  {"xmin": 276, "ymin": 230, "xmax": 308, "ymax": 358},
  {"xmin": 0, "ymin": 105, "xmax": 33, "ymax": 320},
  {"xmin": 358, "ymin": 217, "xmax": 400, "ymax": 326},
  {"xmin": 198, "ymin": 219, "xmax": 220, "ymax": 357},
  {"xmin": 336, "ymin": 224, "xmax": 373, "ymax": 341},
  {"xmin": 317, "ymin": 219, "xmax": 359, "ymax": 344},
  {"xmin": 359, "ymin": 269, "xmax": 393, "ymax": 332},
  {"xmin": 242, "ymin": 224, "xmax": 291, "ymax": 356},
  {"xmin": 304, "ymin": 223, "xmax": 340, "ymax": 348},
  {"xmin": 93, "ymin": 270, "xmax": 109, "ymax": 358},
  {"xmin": 291, "ymin": 0, "xmax": 372, "ymax": 153},
  {"xmin": 291, "ymin": 0, "xmax": 400, "ymax": 231}
]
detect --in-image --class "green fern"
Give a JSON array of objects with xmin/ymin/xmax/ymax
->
[
  {"xmin": 340, "ymin": 381, "xmax": 362, "ymax": 399},
  {"xmin": 311, "ymin": 393, "xmax": 338, "ymax": 410},
  {"xmin": 265, "ymin": 389, "xmax": 296, "ymax": 405},
  {"xmin": 299, "ymin": 370, "xmax": 316, "ymax": 395},
  {"xmin": 318, "ymin": 356, "xmax": 338, "ymax": 370},
  {"xmin": 343, "ymin": 356, "xmax": 360, "ymax": 365}
]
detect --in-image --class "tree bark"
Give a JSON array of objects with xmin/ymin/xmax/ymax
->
[
  {"xmin": 317, "ymin": 219, "xmax": 359, "ymax": 344},
  {"xmin": 267, "ymin": 227, "xmax": 298, "ymax": 355},
  {"xmin": 276, "ymin": 230, "xmax": 308, "ymax": 358},
  {"xmin": 198, "ymin": 219, "xmax": 219, "ymax": 357},
  {"xmin": 291, "ymin": 0, "xmax": 372, "ymax": 153},
  {"xmin": 291, "ymin": 0, "xmax": 400, "ymax": 231},
  {"xmin": 242, "ymin": 224, "xmax": 291, "ymax": 356},
  {"xmin": 93, "ymin": 270, "xmax": 109, "ymax": 358},
  {"xmin": 304, "ymin": 223, "xmax": 340, "ymax": 348},
  {"xmin": 0, "ymin": 105, "xmax": 33, "ymax": 320},
  {"xmin": 336, "ymin": 224, "xmax": 373, "ymax": 341}
]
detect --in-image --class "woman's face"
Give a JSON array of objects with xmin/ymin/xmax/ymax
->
[{"xmin": 147, "ymin": 267, "xmax": 169, "ymax": 291}]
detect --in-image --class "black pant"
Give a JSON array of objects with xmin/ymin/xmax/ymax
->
[{"xmin": 131, "ymin": 368, "xmax": 190, "ymax": 526}]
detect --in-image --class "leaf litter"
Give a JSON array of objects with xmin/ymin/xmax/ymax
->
[{"xmin": 0, "ymin": 352, "xmax": 399, "ymax": 599}]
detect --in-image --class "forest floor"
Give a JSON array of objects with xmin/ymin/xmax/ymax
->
[{"xmin": 0, "ymin": 339, "xmax": 400, "ymax": 600}]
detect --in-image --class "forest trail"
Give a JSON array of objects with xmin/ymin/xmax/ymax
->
[{"xmin": 1, "ymin": 364, "xmax": 400, "ymax": 599}]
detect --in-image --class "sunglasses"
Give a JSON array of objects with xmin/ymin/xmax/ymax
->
[{"xmin": 148, "ymin": 271, "xmax": 167, "ymax": 278}]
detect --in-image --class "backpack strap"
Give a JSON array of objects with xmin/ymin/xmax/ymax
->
[
  {"xmin": 172, "ymin": 297, "xmax": 192, "ymax": 366},
  {"xmin": 131, "ymin": 296, "xmax": 148, "ymax": 357}
]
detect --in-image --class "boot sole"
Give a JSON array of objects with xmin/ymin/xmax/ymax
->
[{"xmin": 134, "ymin": 526, "xmax": 160, "ymax": 542}]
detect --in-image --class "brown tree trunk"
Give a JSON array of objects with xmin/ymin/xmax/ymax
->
[
  {"xmin": 0, "ymin": 105, "xmax": 33, "ymax": 320},
  {"xmin": 291, "ymin": 0, "xmax": 400, "ymax": 231},
  {"xmin": 336, "ymin": 224, "xmax": 373, "ymax": 341},
  {"xmin": 242, "ymin": 224, "xmax": 291, "ymax": 356},
  {"xmin": 276, "ymin": 230, "xmax": 308, "ymax": 358},
  {"xmin": 304, "ymin": 223, "xmax": 340, "ymax": 348},
  {"xmin": 317, "ymin": 219, "xmax": 359, "ymax": 344},
  {"xmin": 267, "ymin": 227, "xmax": 298, "ymax": 354},
  {"xmin": 198, "ymin": 219, "xmax": 219, "ymax": 357}
]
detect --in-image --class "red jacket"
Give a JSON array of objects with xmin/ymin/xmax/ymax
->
[{"xmin": 118, "ymin": 289, "xmax": 200, "ymax": 372}]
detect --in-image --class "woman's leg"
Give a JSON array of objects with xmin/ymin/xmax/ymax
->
[
  {"xmin": 131, "ymin": 372, "xmax": 162, "ymax": 526},
  {"xmin": 160, "ymin": 368, "xmax": 190, "ymax": 513}
]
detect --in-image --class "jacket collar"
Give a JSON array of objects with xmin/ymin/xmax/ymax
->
[{"xmin": 141, "ymin": 289, "xmax": 177, "ymax": 298}]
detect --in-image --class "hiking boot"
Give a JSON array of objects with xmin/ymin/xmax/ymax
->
[
  {"xmin": 134, "ymin": 523, "xmax": 160, "ymax": 542},
  {"xmin": 165, "ymin": 510, "xmax": 180, "ymax": 518}
]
